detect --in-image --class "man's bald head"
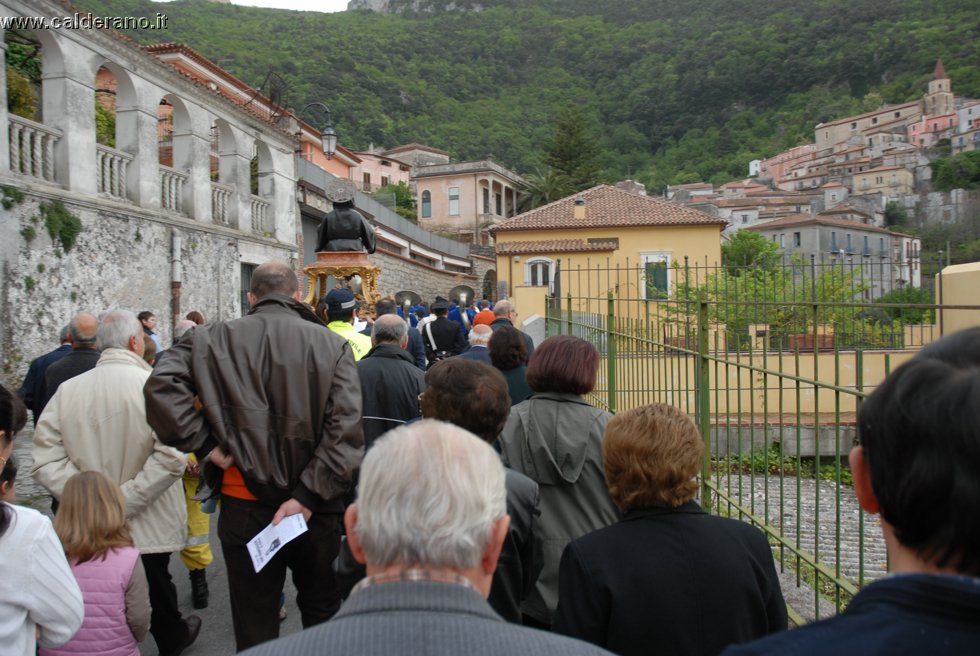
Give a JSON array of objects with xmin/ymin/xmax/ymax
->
[
  {"xmin": 468, "ymin": 323, "xmax": 492, "ymax": 347},
  {"xmin": 249, "ymin": 261, "xmax": 299, "ymax": 301},
  {"xmin": 372, "ymin": 313, "xmax": 409, "ymax": 347},
  {"xmin": 69, "ymin": 312, "xmax": 99, "ymax": 349}
]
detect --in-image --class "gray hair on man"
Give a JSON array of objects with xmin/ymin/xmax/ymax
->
[
  {"xmin": 68, "ymin": 312, "xmax": 98, "ymax": 346},
  {"xmin": 468, "ymin": 324, "xmax": 492, "ymax": 347},
  {"xmin": 353, "ymin": 419, "xmax": 507, "ymax": 571},
  {"xmin": 58, "ymin": 324, "xmax": 71, "ymax": 343},
  {"xmin": 174, "ymin": 319, "xmax": 196, "ymax": 342},
  {"xmin": 97, "ymin": 310, "xmax": 142, "ymax": 351},
  {"xmin": 371, "ymin": 313, "xmax": 408, "ymax": 345},
  {"xmin": 493, "ymin": 300, "xmax": 514, "ymax": 318}
]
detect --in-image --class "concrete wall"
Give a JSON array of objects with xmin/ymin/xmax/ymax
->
[
  {"xmin": 940, "ymin": 261, "xmax": 980, "ymax": 333},
  {"xmin": 372, "ymin": 248, "xmax": 479, "ymax": 303},
  {"xmin": 1, "ymin": 188, "xmax": 291, "ymax": 388}
]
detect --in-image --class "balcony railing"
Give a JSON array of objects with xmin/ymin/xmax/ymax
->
[
  {"xmin": 211, "ymin": 181, "xmax": 234, "ymax": 226},
  {"xmin": 96, "ymin": 144, "xmax": 132, "ymax": 200},
  {"xmin": 8, "ymin": 114, "xmax": 60, "ymax": 183},
  {"xmin": 160, "ymin": 165, "xmax": 188, "ymax": 214},
  {"xmin": 250, "ymin": 194, "xmax": 271, "ymax": 234}
]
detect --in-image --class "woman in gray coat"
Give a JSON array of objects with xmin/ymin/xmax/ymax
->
[{"xmin": 495, "ymin": 336, "xmax": 619, "ymax": 628}]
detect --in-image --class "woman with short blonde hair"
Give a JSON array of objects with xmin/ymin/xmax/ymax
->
[{"xmin": 554, "ymin": 403, "xmax": 787, "ymax": 656}]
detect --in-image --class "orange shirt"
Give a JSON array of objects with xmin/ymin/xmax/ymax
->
[
  {"xmin": 472, "ymin": 309, "xmax": 495, "ymax": 326},
  {"xmin": 221, "ymin": 464, "xmax": 258, "ymax": 501}
]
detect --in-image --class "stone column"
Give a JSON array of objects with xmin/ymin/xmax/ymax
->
[
  {"xmin": 116, "ymin": 78, "xmax": 163, "ymax": 208},
  {"xmin": 265, "ymin": 145, "xmax": 297, "ymax": 244},
  {"xmin": 172, "ymin": 101, "xmax": 212, "ymax": 222},
  {"xmin": 43, "ymin": 40, "xmax": 96, "ymax": 194}
]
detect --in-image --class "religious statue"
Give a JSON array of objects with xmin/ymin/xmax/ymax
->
[{"xmin": 314, "ymin": 179, "xmax": 376, "ymax": 253}]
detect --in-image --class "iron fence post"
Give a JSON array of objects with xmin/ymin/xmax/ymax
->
[
  {"xmin": 698, "ymin": 295, "xmax": 711, "ymax": 509},
  {"xmin": 607, "ymin": 291, "xmax": 617, "ymax": 414},
  {"xmin": 567, "ymin": 293, "xmax": 573, "ymax": 336}
]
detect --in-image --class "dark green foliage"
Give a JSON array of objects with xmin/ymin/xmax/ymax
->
[
  {"xmin": 2, "ymin": 185, "xmax": 25, "ymax": 210},
  {"xmin": 95, "ymin": 102, "xmax": 116, "ymax": 148},
  {"xmin": 543, "ymin": 106, "xmax": 604, "ymax": 192},
  {"xmin": 72, "ymin": 0, "xmax": 980, "ymax": 190},
  {"xmin": 39, "ymin": 201, "xmax": 83, "ymax": 252},
  {"xmin": 373, "ymin": 181, "xmax": 417, "ymax": 220},
  {"xmin": 517, "ymin": 167, "xmax": 573, "ymax": 212},
  {"xmin": 883, "ymin": 201, "xmax": 909, "ymax": 227},
  {"xmin": 721, "ymin": 230, "xmax": 781, "ymax": 273},
  {"xmin": 931, "ymin": 151, "xmax": 980, "ymax": 192},
  {"xmin": 876, "ymin": 286, "xmax": 935, "ymax": 325}
]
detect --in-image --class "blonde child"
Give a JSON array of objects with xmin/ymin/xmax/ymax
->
[{"xmin": 40, "ymin": 471, "xmax": 151, "ymax": 656}]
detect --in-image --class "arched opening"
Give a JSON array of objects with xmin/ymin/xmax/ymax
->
[
  {"xmin": 209, "ymin": 119, "xmax": 238, "ymax": 226},
  {"xmin": 483, "ymin": 269, "xmax": 497, "ymax": 302},
  {"xmin": 249, "ymin": 140, "xmax": 273, "ymax": 234},
  {"xmin": 158, "ymin": 94, "xmax": 192, "ymax": 214},
  {"xmin": 92, "ymin": 63, "xmax": 136, "ymax": 199},
  {"xmin": 4, "ymin": 29, "xmax": 63, "ymax": 181}
]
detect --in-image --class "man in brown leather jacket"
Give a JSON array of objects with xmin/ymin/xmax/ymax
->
[{"xmin": 144, "ymin": 261, "xmax": 364, "ymax": 652}]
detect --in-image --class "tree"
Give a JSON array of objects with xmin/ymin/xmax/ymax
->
[
  {"xmin": 543, "ymin": 106, "xmax": 604, "ymax": 192},
  {"xmin": 721, "ymin": 230, "xmax": 781, "ymax": 273},
  {"xmin": 877, "ymin": 286, "xmax": 934, "ymax": 325},
  {"xmin": 373, "ymin": 181, "xmax": 416, "ymax": 221},
  {"xmin": 883, "ymin": 201, "xmax": 908, "ymax": 227},
  {"xmin": 517, "ymin": 167, "xmax": 573, "ymax": 212}
]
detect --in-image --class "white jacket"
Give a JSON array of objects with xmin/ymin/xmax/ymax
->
[{"xmin": 32, "ymin": 348, "xmax": 187, "ymax": 553}]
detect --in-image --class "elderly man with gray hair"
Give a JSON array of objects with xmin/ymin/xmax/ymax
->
[
  {"xmin": 33, "ymin": 310, "xmax": 199, "ymax": 656},
  {"xmin": 357, "ymin": 314, "xmax": 425, "ymax": 450},
  {"xmin": 243, "ymin": 421, "xmax": 609, "ymax": 656}
]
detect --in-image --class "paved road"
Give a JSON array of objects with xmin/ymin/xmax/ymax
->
[{"xmin": 13, "ymin": 427, "xmax": 306, "ymax": 656}]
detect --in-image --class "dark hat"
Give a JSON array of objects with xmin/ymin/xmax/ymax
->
[
  {"xmin": 430, "ymin": 296, "xmax": 450, "ymax": 311},
  {"xmin": 324, "ymin": 287, "xmax": 356, "ymax": 312}
]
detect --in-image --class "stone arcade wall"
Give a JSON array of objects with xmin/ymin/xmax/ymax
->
[
  {"xmin": 372, "ymin": 248, "xmax": 479, "ymax": 302},
  {"xmin": 0, "ymin": 187, "xmax": 292, "ymax": 387}
]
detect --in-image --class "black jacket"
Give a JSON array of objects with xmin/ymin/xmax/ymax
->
[
  {"xmin": 42, "ymin": 347, "xmax": 101, "ymax": 411},
  {"xmin": 421, "ymin": 316, "xmax": 467, "ymax": 362},
  {"xmin": 356, "ymin": 343, "xmax": 425, "ymax": 449},
  {"xmin": 490, "ymin": 318, "xmax": 535, "ymax": 362},
  {"xmin": 553, "ymin": 502, "xmax": 787, "ymax": 655},
  {"xmin": 362, "ymin": 324, "xmax": 426, "ymax": 371},
  {"xmin": 491, "ymin": 468, "xmax": 544, "ymax": 624},
  {"xmin": 145, "ymin": 294, "xmax": 364, "ymax": 513}
]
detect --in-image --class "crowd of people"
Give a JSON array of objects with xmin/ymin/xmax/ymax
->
[{"xmin": 1, "ymin": 259, "xmax": 978, "ymax": 656}]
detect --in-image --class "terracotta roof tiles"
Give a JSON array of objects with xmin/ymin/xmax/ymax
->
[
  {"xmin": 492, "ymin": 185, "xmax": 726, "ymax": 233},
  {"xmin": 496, "ymin": 239, "xmax": 619, "ymax": 255}
]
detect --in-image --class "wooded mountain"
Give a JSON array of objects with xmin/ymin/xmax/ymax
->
[{"xmin": 74, "ymin": 0, "xmax": 980, "ymax": 191}]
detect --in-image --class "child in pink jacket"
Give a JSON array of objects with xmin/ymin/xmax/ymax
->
[{"xmin": 40, "ymin": 471, "xmax": 150, "ymax": 656}]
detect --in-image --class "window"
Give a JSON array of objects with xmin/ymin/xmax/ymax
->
[
  {"xmin": 363, "ymin": 172, "xmax": 371, "ymax": 189},
  {"xmin": 495, "ymin": 192, "xmax": 502, "ymax": 216},
  {"xmin": 525, "ymin": 258, "xmax": 554, "ymax": 293},
  {"xmin": 381, "ymin": 176, "xmax": 389, "ymax": 187},
  {"xmin": 448, "ymin": 187, "xmax": 460, "ymax": 216},
  {"xmin": 421, "ymin": 190, "xmax": 431, "ymax": 218},
  {"xmin": 482, "ymin": 188, "xmax": 490, "ymax": 214},
  {"xmin": 851, "ymin": 122, "xmax": 857, "ymax": 130},
  {"xmin": 863, "ymin": 236, "xmax": 870, "ymax": 256},
  {"xmin": 831, "ymin": 231, "xmax": 838, "ymax": 252},
  {"xmin": 879, "ymin": 237, "xmax": 885, "ymax": 257},
  {"xmin": 380, "ymin": 160, "xmax": 391, "ymax": 167},
  {"xmin": 846, "ymin": 234, "xmax": 853, "ymax": 253},
  {"xmin": 741, "ymin": 214, "xmax": 749, "ymax": 224},
  {"xmin": 779, "ymin": 233, "xmax": 785, "ymax": 248},
  {"xmin": 793, "ymin": 232, "xmax": 801, "ymax": 247},
  {"xmin": 640, "ymin": 251, "xmax": 671, "ymax": 300}
]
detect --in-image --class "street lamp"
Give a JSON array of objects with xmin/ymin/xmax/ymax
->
[{"xmin": 298, "ymin": 102, "xmax": 336, "ymax": 159}]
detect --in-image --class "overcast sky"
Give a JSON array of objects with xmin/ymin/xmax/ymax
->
[
  {"xmin": 231, "ymin": 0, "xmax": 349, "ymax": 12},
  {"xmin": 154, "ymin": 1, "xmax": 351, "ymax": 14}
]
